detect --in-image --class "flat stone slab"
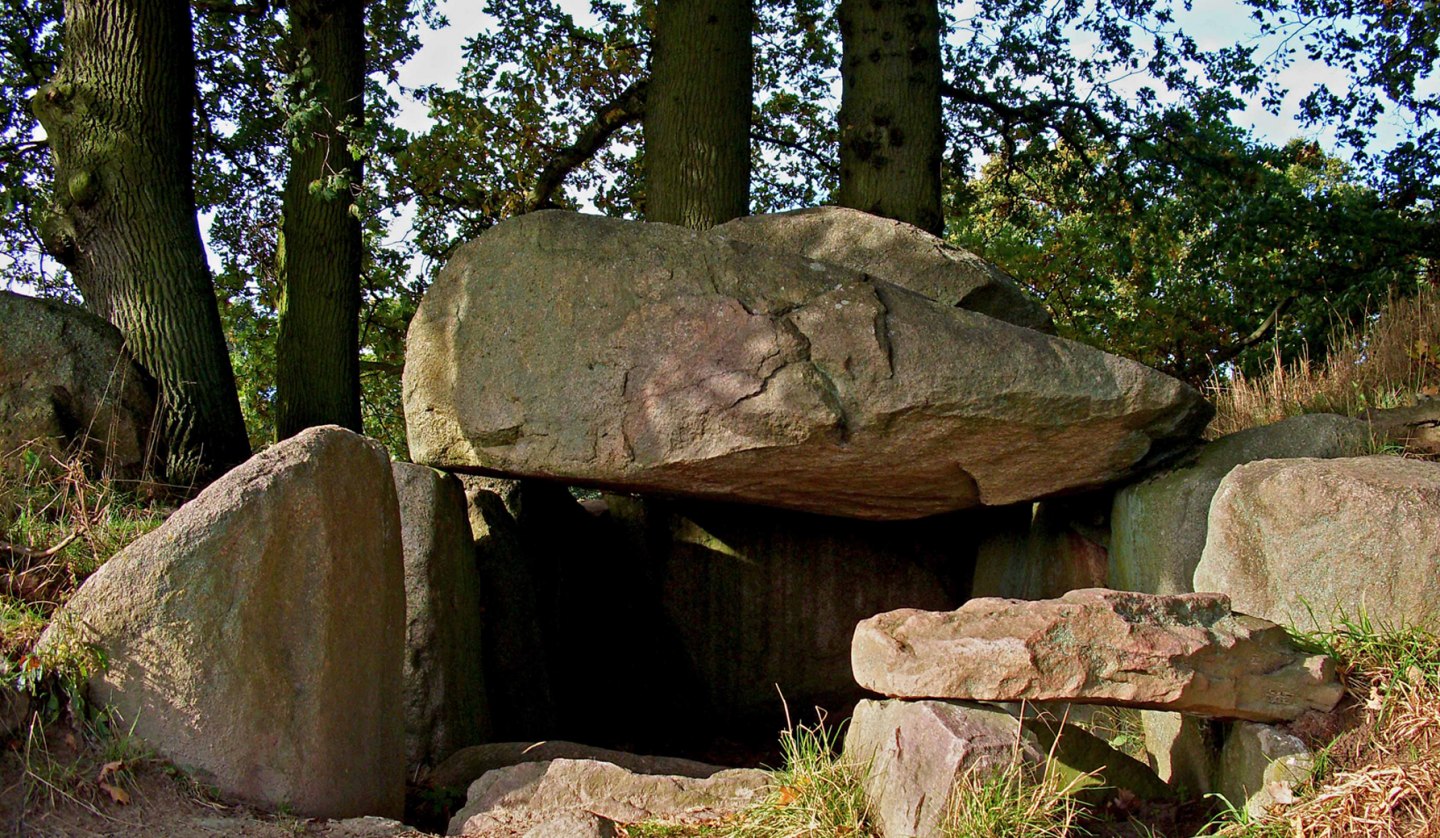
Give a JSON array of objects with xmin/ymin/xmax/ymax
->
[
  {"xmin": 447, "ymin": 758, "xmax": 768, "ymax": 836},
  {"xmin": 403, "ymin": 211, "xmax": 1210, "ymax": 520},
  {"xmin": 852, "ymin": 589, "xmax": 1343, "ymax": 722}
]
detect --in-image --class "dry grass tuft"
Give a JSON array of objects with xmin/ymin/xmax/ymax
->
[
  {"xmin": 1210, "ymin": 616, "xmax": 1440, "ymax": 837},
  {"xmin": 1208, "ymin": 284, "xmax": 1440, "ymax": 438},
  {"xmin": 1272, "ymin": 678, "xmax": 1440, "ymax": 837},
  {"xmin": 941, "ymin": 752, "xmax": 1092, "ymax": 838}
]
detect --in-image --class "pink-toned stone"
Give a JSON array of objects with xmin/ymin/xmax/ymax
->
[{"xmin": 852, "ymin": 589, "xmax": 1343, "ymax": 722}]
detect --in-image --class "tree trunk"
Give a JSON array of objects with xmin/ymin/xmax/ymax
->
[
  {"xmin": 837, "ymin": 0, "xmax": 944, "ymax": 235},
  {"xmin": 274, "ymin": 0, "xmax": 365, "ymax": 438},
  {"xmin": 644, "ymin": 0, "xmax": 753, "ymax": 229},
  {"xmin": 31, "ymin": 0, "xmax": 251, "ymax": 484}
]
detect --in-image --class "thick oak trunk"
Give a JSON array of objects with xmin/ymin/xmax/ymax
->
[
  {"xmin": 837, "ymin": 0, "xmax": 944, "ymax": 235},
  {"xmin": 274, "ymin": 0, "xmax": 365, "ymax": 438},
  {"xmin": 32, "ymin": 0, "xmax": 250, "ymax": 483},
  {"xmin": 644, "ymin": 0, "xmax": 753, "ymax": 229}
]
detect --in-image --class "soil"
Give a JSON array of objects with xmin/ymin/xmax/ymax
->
[{"xmin": 0, "ymin": 726, "xmax": 442, "ymax": 838}]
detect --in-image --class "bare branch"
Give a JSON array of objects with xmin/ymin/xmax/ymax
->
[
  {"xmin": 941, "ymin": 82, "xmax": 1115, "ymax": 142},
  {"xmin": 1208, "ymin": 294, "xmax": 1297, "ymax": 369},
  {"xmin": 751, "ymin": 130, "xmax": 838, "ymax": 176},
  {"xmin": 524, "ymin": 78, "xmax": 649, "ymax": 213},
  {"xmin": 0, "ymin": 531, "xmax": 79, "ymax": 563},
  {"xmin": 192, "ymin": 0, "xmax": 270, "ymax": 17}
]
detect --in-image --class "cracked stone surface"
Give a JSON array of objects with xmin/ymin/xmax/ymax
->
[
  {"xmin": 852, "ymin": 589, "xmax": 1345, "ymax": 722},
  {"xmin": 403, "ymin": 211, "xmax": 1211, "ymax": 520},
  {"xmin": 712, "ymin": 205, "xmax": 1055, "ymax": 333}
]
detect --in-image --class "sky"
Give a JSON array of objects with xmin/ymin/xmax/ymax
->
[{"xmin": 387, "ymin": 0, "xmax": 1405, "ymax": 153}]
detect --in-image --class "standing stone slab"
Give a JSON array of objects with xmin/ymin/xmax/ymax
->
[
  {"xmin": 393, "ymin": 462, "xmax": 489, "ymax": 770},
  {"xmin": 1195, "ymin": 455, "xmax": 1440, "ymax": 632},
  {"xmin": 711, "ymin": 206, "xmax": 1055, "ymax": 332},
  {"xmin": 842, "ymin": 699, "xmax": 1039, "ymax": 838},
  {"xmin": 1110, "ymin": 413, "xmax": 1370, "ymax": 596},
  {"xmin": 853, "ymin": 589, "xmax": 1343, "ymax": 722},
  {"xmin": 404, "ymin": 211, "xmax": 1210, "ymax": 521},
  {"xmin": 40, "ymin": 426, "xmax": 405, "ymax": 818},
  {"xmin": 970, "ymin": 496, "xmax": 1110, "ymax": 601},
  {"xmin": 603, "ymin": 496, "xmax": 969, "ymax": 736},
  {"xmin": 1141, "ymin": 711, "xmax": 1220, "ymax": 795},
  {"xmin": 459, "ymin": 478, "xmax": 556, "ymax": 740}
]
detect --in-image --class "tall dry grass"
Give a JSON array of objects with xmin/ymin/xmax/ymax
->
[{"xmin": 1208, "ymin": 284, "xmax": 1440, "ymax": 438}]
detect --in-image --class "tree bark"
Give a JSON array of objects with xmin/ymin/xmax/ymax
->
[
  {"xmin": 274, "ymin": 0, "xmax": 365, "ymax": 438},
  {"xmin": 837, "ymin": 0, "xmax": 944, "ymax": 235},
  {"xmin": 644, "ymin": 0, "xmax": 752, "ymax": 229},
  {"xmin": 31, "ymin": 0, "xmax": 251, "ymax": 484}
]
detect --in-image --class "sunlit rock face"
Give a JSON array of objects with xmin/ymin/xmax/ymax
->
[{"xmin": 404, "ymin": 210, "xmax": 1211, "ymax": 520}]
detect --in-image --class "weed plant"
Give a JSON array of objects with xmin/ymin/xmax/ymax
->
[{"xmin": 0, "ymin": 442, "xmax": 167, "ymax": 715}]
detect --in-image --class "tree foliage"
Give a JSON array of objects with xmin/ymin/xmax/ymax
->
[
  {"xmin": 0, "ymin": 0, "xmax": 63, "ymax": 293},
  {"xmin": 1230, "ymin": 0, "xmax": 1439, "ymax": 204},
  {"xmin": 951, "ymin": 119, "xmax": 1432, "ymax": 383}
]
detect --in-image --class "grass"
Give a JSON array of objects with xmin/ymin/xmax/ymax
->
[
  {"xmin": 0, "ymin": 440, "xmax": 168, "ymax": 732},
  {"xmin": 941, "ymin": 741, "xmax": 1091, "ymax": 838},
  {"xmin": 0, "ymin": 442, "xmax": 168, "ymax": 655},
  {"xmin": 1208, "ymin": 283, "xmax": 1440, "ymax": 438},
  {"xmin": 1203, "ymin": 613, "xmax": 1440, "ymax": 837},
  {"xmin": 626, "ymin": 709, "xmax": 1096, "ymax": 838},
  {"xmin": 628, "ymin": 613, "xmax": 1440, "ymax": 838}
]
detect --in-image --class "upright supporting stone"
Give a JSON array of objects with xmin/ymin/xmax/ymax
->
[
  {"xmin": 970, "ymin": 496, "xmax": 1109, "ymax": 600},
  {"xmin": 459, "ymin": 478, "xmax": 557, "ymax": 741},
  {"xmin": 606, "ymin": 496, "xmax": 973, "ymax": 736},
  {"xmin": 1141, "ymin": 710, "xmax": 1220, "ymax": 795},
  {"xmin": 1216, "ymin": 723, "xmax": 1314, "ymax": 819},
  {"xmin": 40, "ymin": 427, "xmax": 405, "ymax": 817},
  {"xmin": 393, "ymin": 462, "xmax": 490, "ymax": 770},
  {"xmin": 1110, "ymin": 414, "xmax": 1369, "ymax": 596}
]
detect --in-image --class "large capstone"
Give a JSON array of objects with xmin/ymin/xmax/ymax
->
[
  {"xmin": 403, "ymin": 211, "xmax": 1210, "ymax": 520},
  {"xmin": 711, "ymin": 206, "xmax": 1055, "ymax": 332}
]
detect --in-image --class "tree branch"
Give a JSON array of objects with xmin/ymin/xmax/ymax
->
[
  {"xmin": 1209, "ymin": 294, "xmax": 1297, "ymax": 369},
  {"xmin": 751, "ymin": 130, "xmax": 838, "ymax": 176},
  {"xmin": 0, "ymin": 532, "xmax": 79, "ymax": 563},
  {"xmin": 941, "ymin": 82, "xmax": 1115, "ymax": 141},
  {"xmin": 191, "ymin": 0, "xmax": 270, "ymax": 16},
  {"xmin": 524, "ymin": 78, "xmax": 649, "ymax": 213}
]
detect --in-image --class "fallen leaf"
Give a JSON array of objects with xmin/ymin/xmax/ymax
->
[
  {"xmin": 96, "ymin": 760, "xmax": 123, "ymax": 783},
  {"xmin": 98, "ymin": 781, "xmax": 130, "ymax": 805},
  {"xmin": 776, "ymin": 786, "xmax": 799, "ymax": 806}
]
